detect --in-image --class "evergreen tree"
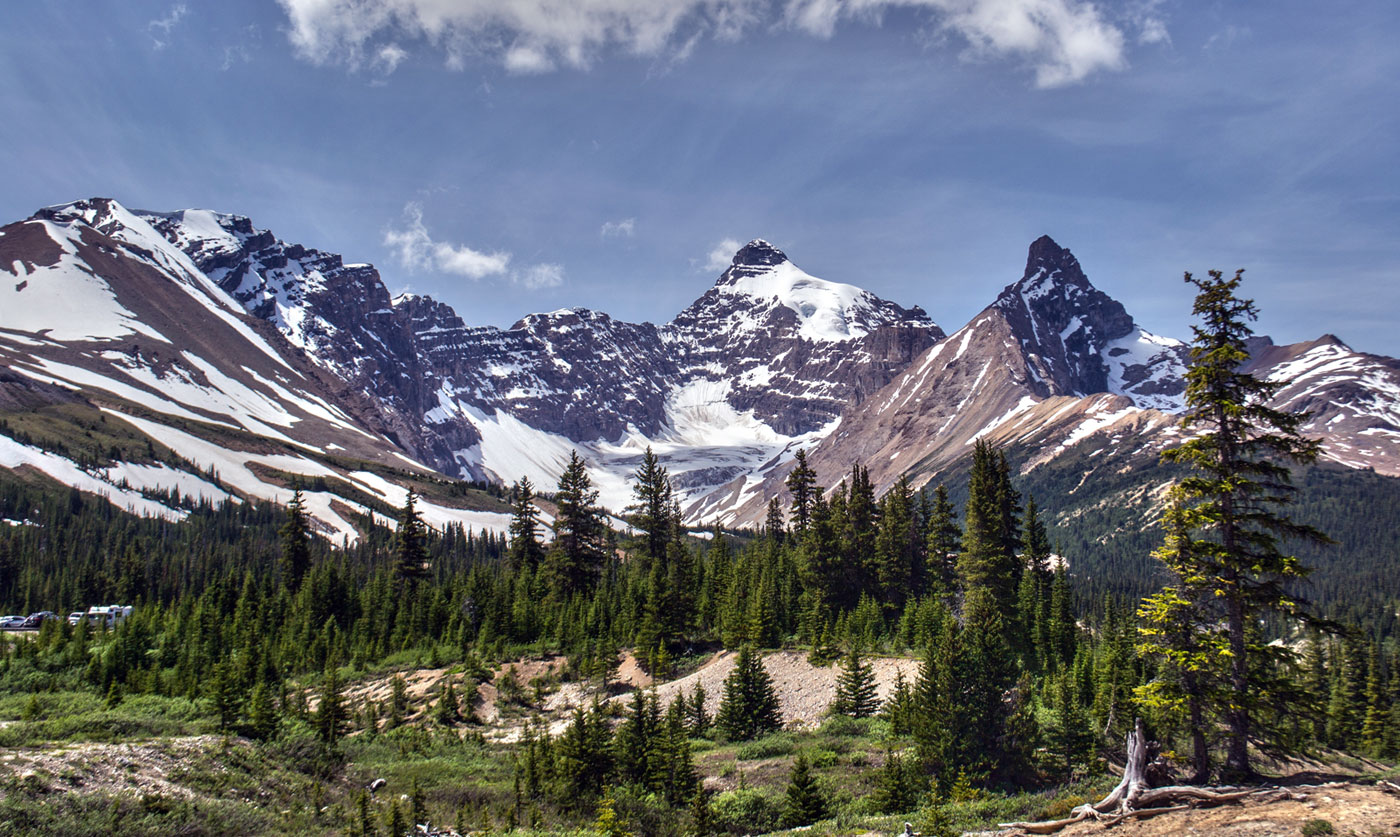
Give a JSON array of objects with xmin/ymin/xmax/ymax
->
[
  {"xmin": 315, "ymin": 663, "xmax": 350, "ymax": 745},
  {"xmin": 924, "ymin": 485, "xmax": 961, "ymax": 595},
  {"xmin": 546, "ymin": 451, "xmax": 609, "ymax": 597},
  {"xmin": 832, "ymin": 645, "xmax": 880, "ymax": 718},
  {"xmin": 780, "ymin": 753, "xmax": 829, "ymax": 827},
  {"xmin": 716, "ymin": 645, "xmax": 781, "ymax": 741},
  {"xmin": 1159, "ymin": 268, "xmax": 1329, "ymax": 778},
  {"xmin": 958, "ymin": 441, "xmax": 1019, "ymax": 619},
  {"xmin": 507, "ymin": 478, "xmax": 546, "ymax": 571},
  {"xmin": 248, "ymin": 679, "xmax": 280, "ymax": 740},
  {"xmin": 785, "ymin": 449, "xmax": 819, "ymax": 534},
  {"xmin": 1042, "ymin": 669, "xmax": 1092, "ymax": 781},
  {"xmin": 279, "ymin": 487, "xmax": 312, "ymax": 589},
  {"xmin": 394, "ymin": 490, "xmax": 430, "ymax": 583},
  {"xmin": 1135, "ymin": 497, "xmax": 1222, "ymax": 782},
  {"xmin": 629, "ymin": 447, "xmax": 675, "ymax": 568}
]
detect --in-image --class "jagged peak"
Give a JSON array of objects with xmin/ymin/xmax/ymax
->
[{"xmin": 732, "ymin": 238, "xmax": 788, "ymax": 268}]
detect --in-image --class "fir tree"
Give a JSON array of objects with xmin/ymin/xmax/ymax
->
[
  {"xmin": 924, "ymin": 484, "xmax": 961, "ymax": 595},
  {"xmin": 629, "ymin": 447, "xmax": 675, "ymax": 568},
  {"xmin": 507, "ymin": 478, "xmax": 545, "ymax": 571},
  {"xmin": 1159, "ymin": 268, "xmax": 1329, "ymax": 778},
  {"xmin": 279, "ymin": 487, "xmax": 312, "ymax": 589},
  {"xmin": 394, "ymin": 490, "xmax": 430, "ymax": 583},
  {"xmin": 546, "ymin": 451, "xmax": 609, "ymax": 597},
  {"xmin": 716, "ymin": 645, "xmax": 781, "ymax": 741},
  {"xmin": 315, "ymin": 663, "xmax": 350, "ymax": 745},
  {"xmin": 780, "ymin": 753, "xmax": 829, "ymax": 827},
  {"xmin": 832, "ymin": 645, "xmax": 880, "ymax": 718},
  {"xmin": 786, "ymin": 449, "xmax": 819, "ymax": 533}
]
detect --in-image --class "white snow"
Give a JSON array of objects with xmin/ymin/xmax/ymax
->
[
  {"xmin": 0, "ymin": 435, "xmax": 188, "ymax": 521},
  {"xmin": 721, "ymin": 260, "xmax": 878, "ymax": 342}
]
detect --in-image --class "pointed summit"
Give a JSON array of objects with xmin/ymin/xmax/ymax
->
[{"xmin": 731, "ymin": 239, "xmax": 788, "ymax": 268}]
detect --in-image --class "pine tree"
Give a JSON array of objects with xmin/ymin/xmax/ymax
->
[
  {"xmin": 315, "ymin": 663, "xmax": 350, "ymax": 745},
  {"xmin": 1360, "ymin": 643, "xmax": 1386, "ymax": 756},
  {"xmin": 279, "ymin": 487, "xmax": 312, "ymax": 589},
  {"xmin": 1134, "ymin": 496, "xmax": 1222, "ymax": 782},
  {"xmin": 434, "ymin": 681, "xmax": 460, "ymax": 725},
  {"xmin": 394, "ymin": 490, "xmax": 430, "ymax": 583},
  {"xmin": 924, "ymin": 485, "xmax": 961, "ymax": 595},
  {"xmin": 716, "ymin": 645, "xmax": 781, "ymax": 741},
  {"xmin": 832, "ymin": 645, "xmax": 880, "ymax": 718},
  {"xmin": 786, "ymin": 449, "xmax": 819, "ymax": 534},
  {"xmin": 958, "ymin": 441, "xmax": 1019, "ymax": 619},
  {"xmin": 1042, "ymin": 669, "xmax": 1092, "ymax": 781},
  {"xmin": 1159, "ymin": 268, "xmax": 1329, "ymax": 778},
  {"xmin": 688, "ymin": 684, "xmax": 710, "ymax": 736},
  {"xmin": 248, "ymin": 678, "xmax": 280, "ymax": 740},
  {"xmin": 507, "ymin": 478, "xmax": 545, "ymax": 571},
  {"xmin": 780, "ymin": 753, "xmax": 829, "ymax": 827},
  {"xmin": 629, "ymin": 447, "xmax": 675, "ymax": 568},
  {"xmin": 546, "ymin": 451, "xmax": 609, "ymax": 597}
]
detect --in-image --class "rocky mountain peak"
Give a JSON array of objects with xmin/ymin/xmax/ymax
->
[{"xmin": 732, "ymin": 238, "xmax": 788, "ymax": 268}]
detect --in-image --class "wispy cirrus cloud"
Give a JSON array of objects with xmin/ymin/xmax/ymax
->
[
  {"xmin": 515, "ymin": 263, "xmax": 565, "ymax": 289},
  {"xmin": 275, "ymin": 0, "xmax": 1137, "ymax": 87},
  {"xmin": 600, "ymin": 218, "xmax": 636, "ymax": 238},
  {"xmin": 148, "ymin": 3, "xmax": 188, "ymax": 50}
]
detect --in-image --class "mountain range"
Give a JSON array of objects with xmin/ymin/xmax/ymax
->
[{"xmin": 2, "ymin": 197, "xmax": 1398, "ymax": 543}]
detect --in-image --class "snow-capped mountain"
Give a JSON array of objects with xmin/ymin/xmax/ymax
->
[
  {"xmin": 1, "ymin": 199, "xmax": 942, "ymax": 521},
  {"xmin": 3, "ymin": 197, "xmax": 1398, "ymax": 535},
  {"xmin": 698, "ymin": 237, "xmax": 1400, "ymax": 526}
]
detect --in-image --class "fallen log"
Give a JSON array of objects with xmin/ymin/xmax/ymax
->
[{"xmin": 1000, "ymin": 720, "xmax": 1269, "ymax": 834}]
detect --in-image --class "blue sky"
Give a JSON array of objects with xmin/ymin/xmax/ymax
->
[{"xmin": 3, "ymin": 1, "xmax": 1398, "ymax": 354}]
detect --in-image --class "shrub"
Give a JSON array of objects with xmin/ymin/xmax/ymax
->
[
  {"xmin": 1301, "ymin": 820, "xmax": 1335, "ymax": 836},
  {"xmin": 710, "ymin": 788, "xmax": 779, "ymax": 835}
]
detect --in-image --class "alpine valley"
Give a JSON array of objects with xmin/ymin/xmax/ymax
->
[{"xmin": 2, "ymin": 197, "xmax": 1399, "ymax": 607}]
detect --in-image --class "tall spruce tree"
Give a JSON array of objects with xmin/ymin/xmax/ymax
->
[
  {"xmin": 629, "ymin": 447, "xmax": 674, "ymax": 568},
  {"xmin": 394, "ymin": 490, "xmax": 430, "ymax": 583},
  {"xmin": 1158, "ymin": 268, "xmax": 1329, "ymax": 778},
  {"xmin": 786, "ymin": 449, "xmax": 819, "ymax": 534},
  {"xmin": 546, "ymin": 451, "xmax": 609, "ymax": 597},
  {"xmin": 508, "ymin": 478, "xmax": 546, "ymax": 571},
  {"xmin": 279, "ymin": 487, "xmax": 312, "ymax": 589},
  {"xmin": 924, "ymin": 484, "xmax": 961, "ymax": 595}
]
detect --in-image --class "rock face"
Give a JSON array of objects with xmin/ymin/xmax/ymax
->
[
  {"xmin": 3, "ymin": 199, "xmax": 1398, "ymax": 528},
  {"xmin": 10, "ymin": 203, "xmax": 944, "ymax": 510},
  {"xmin": 664, "ymin": 240, "xmax": 941, "ymax": 436},
  {"xmin": 696, "ymin": 235, "xmax": 1400, "ymax": 527}
]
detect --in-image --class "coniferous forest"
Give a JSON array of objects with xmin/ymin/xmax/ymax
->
[{"xmin": 0, "ymin": 273, "xmax": 1397, "ymax": 837}]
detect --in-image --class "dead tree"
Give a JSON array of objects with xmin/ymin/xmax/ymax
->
[{"xmin": 1000, "ymin": 719, "xmax": 1265, "ymax": 834}]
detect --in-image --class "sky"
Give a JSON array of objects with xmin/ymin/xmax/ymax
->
[{"xmin": 2, "ymin": 0, "xmax": 1398, "ymax": 355}]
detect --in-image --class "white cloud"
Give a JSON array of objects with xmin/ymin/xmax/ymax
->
[
  {"xmin": 514, "ymin": 263, "xmax": 565, "ymax": 289},
  {"xmin": 600, "ymin": 218, "xmax": 636, "ymax": 238},
  {"xmin": 275, "ymin": 0, "xmax": 1129, "ymax": 87},
  {"xmin": 148, "ymin": 3, "xmax": 188, "ymax": 50},
  {"xmin": 384, "ymin": 202, "xmax": 511, "ymax": 279},
  {"xmin": 703, "ymin": 238, "xmax": 743, "ymax": 273},
  {"xmin": 374, "ymin": 43, "xmax": 409, "ymax": 74}
]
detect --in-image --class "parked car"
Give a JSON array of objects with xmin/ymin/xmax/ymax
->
[
  {"xmin": 0, "ymin": 615, "xmax": 24, "ymax": 628},
  {"xmin": 22, "ymin": 611, "xmax": 58, "ymax": 628},
  {"xmin": 67, "ymin": 611, "xmax": 85, "ymax": 626}
]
